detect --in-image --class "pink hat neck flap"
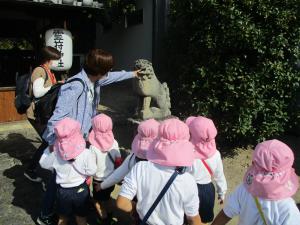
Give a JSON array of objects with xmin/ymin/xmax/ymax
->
[
  {"xmin": 147, "ymin": 118, "xmax": 195, "ymax": 167},
  {"xmin": 88, "ymin": 114, "xmax": 114, "ymax": 152},
  {"xmin": 54, "ymin": 117, "xmax": 86, "ymax": 161},
  {"xmin": 243, "ymin": 139, "xmax": 299, "ymax": 200},
  {"xmin": 131, "ymin": 119, "xmax": 160, "ymax": 159},
  {"xmin": 187, "ymin": 116, "xmax": 217, "ymax": 159}
]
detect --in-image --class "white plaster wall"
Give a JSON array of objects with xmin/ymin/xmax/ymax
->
[{"xmin": 96, "ymin": 0, "xmax": 153, "ymax": 70}]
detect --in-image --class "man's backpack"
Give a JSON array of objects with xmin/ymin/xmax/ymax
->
[
  {"xmin": 14, "ymin": 66, "xmax": 48, "ymax": 114},
  {"xmin": 34, "ymin": 78, "xmax": 85, "ymax": 124}
]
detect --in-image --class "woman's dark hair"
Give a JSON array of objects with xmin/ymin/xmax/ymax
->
[
  {"xmin": 40, "ymin": 46, "xmax": 61, "ymax": 64},
  {"xmin": 83, "ymin": 49, "xmax": 114, "ymax": 76}
]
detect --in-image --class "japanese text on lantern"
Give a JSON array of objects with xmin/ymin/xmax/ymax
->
[{"xmin": 53, "ymin": 29, "xmax": 64, "ymax": 68}]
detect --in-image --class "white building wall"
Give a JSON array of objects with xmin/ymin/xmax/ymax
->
[{"xmin": 95, "ymin": 0, "xmax": 153, "ymax": 70}]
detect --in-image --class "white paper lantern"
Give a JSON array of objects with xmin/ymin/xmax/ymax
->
[
  {"xmin": 45, "ymin": 28, "xmax": 73, "ymax": 71},
  {"xmin": 83, "ymin": 0, "xmax": 93, "ymax": 6},
  {"xmin": 62, "ymin": 0, "xmax": 73, "ymax": 4}
]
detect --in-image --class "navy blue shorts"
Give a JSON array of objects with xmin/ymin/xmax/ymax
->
[
  {"xmin": 197, "ymin": 182, "xmax": 215, "ymax": 223},
  {"xmin": 56, "ymin": 182, "xmax": 89, "ymax": 217},
  {"xmin": 92, "ymin": 180, "xmax": 115, "ymax": 201}
]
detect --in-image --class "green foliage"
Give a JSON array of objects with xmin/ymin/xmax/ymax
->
[
  {"xmin": 104, "ymin": 0, "xmax": 137, "ymax": 22},
  {"xmin": 166, "ymin": 0, "xmax": 300, "ymax": 144},
  {"xmin": 0, "ymin": 38, "xmax": 33, "ymax": 50}
]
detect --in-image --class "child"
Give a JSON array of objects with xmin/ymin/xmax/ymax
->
[
  {"xmin": 117, "ymin": 118, "xmax": 203, "ymax": 225},
  {"xmin": 39, "ymin": 117, "xmax": 97, "ymax": 225},
  {"xmin": 88, "ymin": 114, "xmax": 121, "ymax": 224},
  {"xmin": 186, "ymin": 116, "xmax": 227, "ymax": 224},
  {"xmin": 97, "ymin": 118, "xmax": 160, "ymax": 190},
  {"xmin": 212, "ymin": 139, "xmax": 300, "ymax": 225}
]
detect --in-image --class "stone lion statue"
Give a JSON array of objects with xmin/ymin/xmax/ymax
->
[{"xmin": 132, "ymin": 59, "xmax": 171, "ymax": 120}]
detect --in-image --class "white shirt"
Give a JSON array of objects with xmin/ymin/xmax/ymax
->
[
  {"xmin": 86, "ymin": 78, "xmax": 94, "ymax": 103},
  {"xmin": 189, "ymin": 150, "xmax": 227, "ymax": 199},
  {"xmin": 90, "ymin": 140, "xmax": 121, "ymax": 181},
  {"xmin": 223, "ymin": 184, "xmax": 300, "ymax": 225},
  {"xmin": 39, "ymin": 148, "xmax": 97, "ymax": 188},
  {"xmin": 101, "ymin": 153, "xmax": 137, "ymax": 189},
  {"xmin": 33, "ymin": 77, "xmax": 51, "ymax": 98},
  {"xmin": 119, "ymin": 161, "xmax": 199, "ymax": 225}
]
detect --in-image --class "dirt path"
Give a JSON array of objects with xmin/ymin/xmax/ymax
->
[{"xmin": 0, "ymin": 122, "xmax": 299, "ymax": 225}]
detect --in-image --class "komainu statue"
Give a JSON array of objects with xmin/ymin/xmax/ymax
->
[{"xmin": 133, "ymin": 59, "xmax": 171, "ymax": 120}]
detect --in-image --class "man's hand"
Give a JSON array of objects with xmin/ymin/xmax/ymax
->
[{"xmin": 133, "ymin": 69, "xmax": 142, "ymax": 77}]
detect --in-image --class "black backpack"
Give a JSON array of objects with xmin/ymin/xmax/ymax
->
[
  {"xmin": 14, "ymin": 73, "xmax": 31, "ymax": 114},
  {"xmin": 34, "ymin": 78, "xmax": 85, "ymax": 124},
  {"xmin": 14, "ymin": 67, "xmax": 48, "ymax": 114}
]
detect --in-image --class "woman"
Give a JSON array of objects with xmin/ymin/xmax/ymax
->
[{"xmin": 24, "ymin": 46, "xmax": 62, "ymax": 182}]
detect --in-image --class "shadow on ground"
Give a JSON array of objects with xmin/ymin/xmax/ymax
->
[
  {"xmin": 0, "ymin": 133, "xmax": 44, "ymax": 224},
  {"xmin": 219, "ymin": 134, "xmax": 300, "ymax": 176},
  {"xmin": 0, "ymin": 132, "xmax": 133, "ymax": 225}
]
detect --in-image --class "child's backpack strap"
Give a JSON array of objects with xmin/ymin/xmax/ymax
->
[
  {"xmin": 70, "ymin": 161, "xmax": 85, "ymax": 178},
  {"xmin": 70, "ymin": 160, "xmax": 91, "ymax": 185},
  {"xmin": 140, "ymin": 167, "xmax": 186, "ymax": 225},
  {"xmin": 135, "ymin": 156, "xmax": 147, "ymax": 163},
  {"xmin": 107, "ymin": 152, "xmax": 123, "ymax": 169},
  {"xmin": 128, "ymin": 153, "xmax": 135, "ymax": 170},
  {"xmin": 253, "ymin": 196, "xmax": 268, "ymax": 225},
  {"xmin": 108, "ymin": 152, "xmax": 115, "ymax": 165},
  {"xmin": 201, "ymin": 159, "xmax": 213, "ymax": 176}
]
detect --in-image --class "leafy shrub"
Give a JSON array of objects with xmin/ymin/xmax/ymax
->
[{"xmin": 165, "ymin": 0, "xmax": 300, "ymax": 144}]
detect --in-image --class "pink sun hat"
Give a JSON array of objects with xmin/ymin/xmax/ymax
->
[
  {"xmin": 147, "ymin": 118, "xmax": 195, "ymax": 167},
  {"xmin": 88, "ymin": 114, "xmax": 114, "ymax": 152},
  {"xmin": 186, "ymin": 116, "xmax": 217, "ymax": 160},
  {"xmin": 243, "ymin": 139, "xmax": 299, "ymax": 200},
  {"xmin": 185, "ymin": 116, "xmax": 197, "ymax": 126},
  {"xmin": 54, "ymin": 117, "xmax": 86, "ymax": 161},
  {"xmin": 131, "ymin": 119, "xmax": 160, "ymax": 159}
]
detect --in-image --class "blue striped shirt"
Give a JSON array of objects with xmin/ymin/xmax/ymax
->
[{"xmin": 42, "ymin": 69, "xmax": 134, "ymax": 145}]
